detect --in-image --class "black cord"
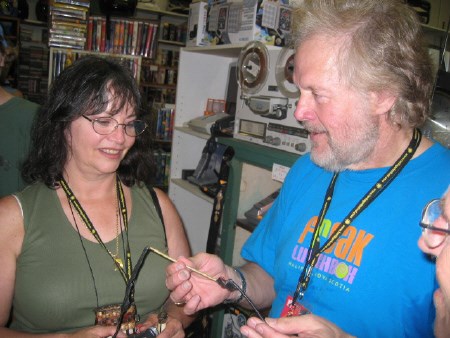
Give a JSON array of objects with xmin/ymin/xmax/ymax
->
[
  {"xmin": 68, "ymin": 199, "xmax": 99, "ymax": 308},
  {"xmin": 218, "ymin": 278, "xmax": 265, "ymax": 322},
  {"xmin": 113, "ymin": 247, "xmax": 151, "ymax": 338}
]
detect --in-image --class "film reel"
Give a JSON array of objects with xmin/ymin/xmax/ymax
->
[
  {"xmin": 275, "ymin": 47, "xmax": 299, "ymax": 99},
  {"xmin": 237, "ymin": 41, "xmax": 269, "ymax": 95}
]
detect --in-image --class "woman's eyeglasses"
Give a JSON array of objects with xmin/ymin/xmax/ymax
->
[
  {"xmin": 419, "ymin": 198, "xmax": 450, "ymax": 248},
  {"xmin": 82, "ymin": 115, "xmax": 147, "ymax": 137}
]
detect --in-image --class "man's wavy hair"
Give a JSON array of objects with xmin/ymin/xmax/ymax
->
[
  {"xmin": 22, "ymin": 55, "xmax": 155, "ymax": 188},
  {"xmin": 291, "ymin": 0, "xmax": 434, "ymax": 128}
]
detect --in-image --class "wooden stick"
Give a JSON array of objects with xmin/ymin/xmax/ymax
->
[{"xmin": 148, "ymin": 246, "xmax": 218, "ymax": 282}]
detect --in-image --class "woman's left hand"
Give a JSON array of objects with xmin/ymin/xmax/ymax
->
[{"xmin": 137, "ymin": 313, "xmax": 184, "ymax": 338}]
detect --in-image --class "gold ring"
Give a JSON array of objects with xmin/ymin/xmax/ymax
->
[{"xmin": 174, "ymin": 301, "xmax": 185, "ymax": 306}]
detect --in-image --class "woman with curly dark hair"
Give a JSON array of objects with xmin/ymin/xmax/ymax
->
[{"xmin": 0, "ymin": 56, "xmax": 192, "ymax": 337}]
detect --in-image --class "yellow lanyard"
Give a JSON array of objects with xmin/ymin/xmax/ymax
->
[{"xmin": 60, "ymin": 176, "xmax": 132, "ymax": 283}]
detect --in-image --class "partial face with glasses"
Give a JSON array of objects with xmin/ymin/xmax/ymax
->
[
  {"xmin": 65, "ymin": 97, "xmax": 147, "ymax": 176},
  {"xmin": 419, "ymin": 186, "xmax": 450, "ymax": 252},
  {"xmin": 418, "ymin": 186, "xmax": 450, "ymax": 337}
]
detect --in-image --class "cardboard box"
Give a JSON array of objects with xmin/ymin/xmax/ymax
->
[
  {"xmin": 207, "ymin": 0, "xmax": 292, "ymax": 46},
  {"xmin": 186, "ymin": 2, "xmax": 210, "ymax": 47}
]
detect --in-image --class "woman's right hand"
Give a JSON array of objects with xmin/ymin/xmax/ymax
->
[{"xmin": 165, "ymin": 253, "xmax": 234, "ymax": 316}]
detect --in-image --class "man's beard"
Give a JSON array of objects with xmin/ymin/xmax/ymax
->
[{"xmin": 305, "ymin": 117, "xmax": 380, "ymax": 172}]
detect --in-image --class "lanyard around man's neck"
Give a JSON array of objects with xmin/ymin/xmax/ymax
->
[{"xmin": 291, "ymin": 128, "xmax": 422, "ymax": 308}]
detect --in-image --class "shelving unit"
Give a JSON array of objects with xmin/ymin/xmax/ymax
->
[
  {"xmin": 168, "ymin": 43, "xmax": 242, "ymax": 254},
  {"xmin": 134, "ymin": 8, "xmax": 187, "ymax": 190},
  {"xmin": 18, "ymin": 20, "xmax": 48, "ymax": 104},
  {"xmin": 141, "ymin": 12, "xmax": 187, "ymax": 106}
]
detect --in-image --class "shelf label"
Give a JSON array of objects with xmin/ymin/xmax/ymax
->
[{"xmin": 272, "ymin": 163, "xmax": 290, "ymax": 183}]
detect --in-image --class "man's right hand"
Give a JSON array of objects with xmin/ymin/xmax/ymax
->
[{"xmin": 165, "ymin": 253, "xmax": 236, "ymax": 315}]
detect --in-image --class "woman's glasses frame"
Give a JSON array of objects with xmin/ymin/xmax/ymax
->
[{"xmin": 82, "ymin": 114, "xmax": 147, "ymax": 137}]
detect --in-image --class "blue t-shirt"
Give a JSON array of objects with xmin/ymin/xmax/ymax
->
[{"xmin": 242, "ymin": 142, "xmax": 450, "ymax": 337}]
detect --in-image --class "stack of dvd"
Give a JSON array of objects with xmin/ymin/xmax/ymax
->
[
  {"xmin": 85, "ymin": 17, "xmax": 159, "ymax": 58},
  {"xmin": 152, "ymin": 149, "xmax": 171, "ymax": 187},
  {"xmin": 154, "ymin": 107, "xmax": 175, "ymax": 141},
  {"xmin": 18, "ymin": 22, "xmax": 49, "ymax": 104},
  {"xmin": 48, "ymin": 0, "xmax": 90, "ymax": 49}
]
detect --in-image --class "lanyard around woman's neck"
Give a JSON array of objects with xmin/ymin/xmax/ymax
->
[
  {"xmin": 60, "ymin": 176, "xmax": 132, "ymax": 283},
  {"xmin": 291, "ymin": 128, "xmax": 422, "ymax": 307}
]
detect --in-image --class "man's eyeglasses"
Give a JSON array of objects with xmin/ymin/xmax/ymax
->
[
  {"xmin": 419, "ymin": 198, "xmax": 450, "ymax": 248},
  {"xmin": 82, "ymin": 115, "xmax": 147, "ymax": 137}
]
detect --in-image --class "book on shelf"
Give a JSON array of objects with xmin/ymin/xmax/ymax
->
[
  {"xmin": 50, "ymin": 15, "xmax": 88, "ymax": 26},
  {"xmin": 119, "ymin": 20, "xmax": 126, "ymax": 54},
  {"xmin": 52, "ymin": 2, "xmax": 89, "ymax": 12},
  {"xmin": 49, "ymin": 41, "xmax": 85, "ymax": 49},
  {"xmin": 131, "ymin": 20, "xmax": 138, "ymax": 56},
  {"xmin": 49, "ymin": 33, "xmax": 86, "ymax": 42},
  {"xmin": 100, "ymin": 18, "xmax": 106, "ymax": 52},
  {"xmin": 86, "ymin": 17, "xmax": 93, "ymax": 50},
  {"xmin": 144, "ymin": 23, "xmax": 153, "ymax": 58},
  {"xmin": 51, "ymin": 7, "xmax": 87, "ymax": 20},
  {"xmin": 126, "ymin": 21, "xmax": 133, "ymax": 55},
  {"xmin": 50, "ymin": 28, "xmax": 85, "ymax": 38},
  {"xmin": 140, "ymin": 22, "xmax": 148, "ymax": 56},
  {"xmin": 122, "ymin": 21, "xmax": 128, "ymax": 54},
  {"xmin": 148, "ymin": 23, "xmax": 159, "ymax": 58},
  {"xmin": 136, "ymin": 21, "xmax": 144, "ymax": 56},
  {"xmin": 51, "ymin": 20, "xmax": 87, "ymax": 31}
]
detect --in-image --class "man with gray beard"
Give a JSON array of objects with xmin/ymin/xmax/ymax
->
[{"xmin": 165, "ymin": 0, "xmax": 450, "ymax": 337}]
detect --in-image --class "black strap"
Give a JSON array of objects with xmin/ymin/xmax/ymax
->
[
  {"xmin": 148, "ymin": 187, "xmax": 164, "ymax": 225},
  {"xmin": 206, "ymin": 146, "xmax": 234, "ymax": 254},
  {"xmin": 147, "ymin": 186, "xmax": 167, "ymax": 247}
]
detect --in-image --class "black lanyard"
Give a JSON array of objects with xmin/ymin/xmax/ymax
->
[
  {"xmin": 291, "ymin": 128, "xmax": 422, "ymax": 307},
  {"xmin": 60, "ymin": 176, "xmax": 132, "ymax": 283}
]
